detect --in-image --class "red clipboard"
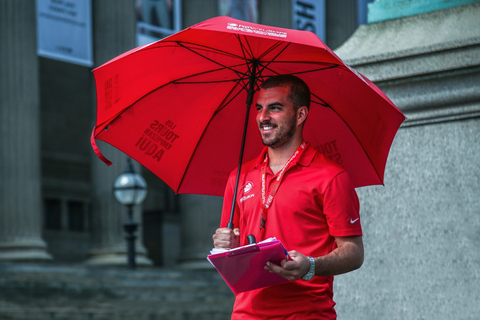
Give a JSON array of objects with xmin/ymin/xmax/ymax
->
[{"xmin": 207, "ymin": 239, "xmax": 290, "ymax": 294}]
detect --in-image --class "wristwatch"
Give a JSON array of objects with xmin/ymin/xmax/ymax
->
[{"xmin": 301, "ymin": 256, "xmax": 315, "ymax": 281}]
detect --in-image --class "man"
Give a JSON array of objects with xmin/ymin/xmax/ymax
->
[{"xmin": 213, "ymin": 75, "xmax": 364, "ymax": 319}]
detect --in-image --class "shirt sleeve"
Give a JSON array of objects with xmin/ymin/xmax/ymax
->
[{"xmin": 323, "ymin": 171, "xmax": 362, "ymax": 237}]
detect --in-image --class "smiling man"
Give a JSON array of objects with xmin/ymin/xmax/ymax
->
[{"xmin": 213, "ymin": 75, "xmax": 364, "ymax": 319}]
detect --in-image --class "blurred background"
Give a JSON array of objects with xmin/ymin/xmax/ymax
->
[{"xmin": 1, "ymin": 0, "xmax": 479, "ymax": 319}]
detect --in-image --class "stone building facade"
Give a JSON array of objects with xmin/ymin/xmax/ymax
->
[
  {"xmin": 1, "ymin": 0, "xmax": 479, "ymax": 319},
  {"xmin": 0, "ymin": 0, "xmax": 365, "ymax": 267}
]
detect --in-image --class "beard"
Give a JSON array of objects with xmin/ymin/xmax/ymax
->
[{"xmin": 260, "ymin": 114, "xmax": 297, "ymax": 149}]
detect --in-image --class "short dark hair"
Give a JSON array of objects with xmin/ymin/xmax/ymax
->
[{"xmin": 260, "ymin": 74, "xmax": 311, "ymax": 110}]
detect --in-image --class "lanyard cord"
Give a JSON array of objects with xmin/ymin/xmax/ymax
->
[{"xmin": 259, "ymin": 142, "xmax": 306, "ymax": 239}]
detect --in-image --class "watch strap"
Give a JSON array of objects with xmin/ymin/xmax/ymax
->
[{"xmin": 301, "ymin": 256, "xmax": 315, "ymax": 281}]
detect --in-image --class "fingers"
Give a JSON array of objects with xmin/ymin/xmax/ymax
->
[
  {"xmin": 264, "ymin": 250, "xmax": 310, "ymax": 281},
  {"xmin": 212, "ymin": 227, "xmax": 240, "ymax": 249},
  {"xmin": 265, "ymin": 260, "xmax": 299, "ymax": 281}
]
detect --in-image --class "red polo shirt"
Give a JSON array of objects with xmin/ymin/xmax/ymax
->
[{"xmin": 220, "ymin": 142, "xmax": 362, "ymax": 319}]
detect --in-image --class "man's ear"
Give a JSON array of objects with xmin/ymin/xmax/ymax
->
[{"xmin": 297, "ymin": 106, "xmax": 308, "ymax": 126}]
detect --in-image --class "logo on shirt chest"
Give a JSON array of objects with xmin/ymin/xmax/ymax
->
[
  {"xmin": 243, "ymin": 181, "xmax": 254, "ymax": 194},
  {"xmin": 240, "ymin": 181, "xmax": 255, "ymax": 203}
]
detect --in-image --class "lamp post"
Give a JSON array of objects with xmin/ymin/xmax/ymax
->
[{"xmin": 113, "ymin": 158, "xmax": 147, "ymax": 269}]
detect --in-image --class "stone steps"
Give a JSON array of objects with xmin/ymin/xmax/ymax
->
[{"xmin": 0, "ymin": 263, "xmax": 235, "ymax": 320}]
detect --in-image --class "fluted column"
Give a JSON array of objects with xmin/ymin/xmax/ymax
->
[
  {"xmin": 0, "ymin": 0, "xmax": 51, "ymax": 261},
  {"xmin": 88, "ymin": 147, "xmax": 151, "ymax": 266},
  {"xmin": 87, "ymin": 0, "xmax": 151, "ymax": 266},
  {"xmin": 178, "ymin": 194, "xmax": 223, "ymax": 268}
]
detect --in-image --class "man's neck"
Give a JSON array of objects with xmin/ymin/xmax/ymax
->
[{"xmin": 267, "ymin": 138, "xmax": 304, "ymax": 174}]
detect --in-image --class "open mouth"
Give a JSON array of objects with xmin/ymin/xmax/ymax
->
[{"xmin": 260, "ymin": 123, "xmax": 276, "ymax": 133}]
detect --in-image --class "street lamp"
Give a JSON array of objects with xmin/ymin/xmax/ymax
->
[{"xmin": 113, "ymin": 158, "xmax": 147, "ymax": 269}]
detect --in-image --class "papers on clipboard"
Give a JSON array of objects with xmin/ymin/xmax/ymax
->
[{"xmin": 207, "ymin": 237, "xmax": 290, "ymax": 294}]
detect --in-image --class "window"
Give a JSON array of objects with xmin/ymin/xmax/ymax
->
[
  {"xmin": 136, "ymin": 0, "xmax": 182, "ymax": 46},
  {"xmin": 44, "ymin": 198, "xmax": 62, "ymax": 230},
  {"xmin": 43, "ymin": 197, "xmax": 89, "ymax": 232},
  {"xmin": 219, "ymin": 0, "xmax": 258, "ymax": 23},
  {"xmin": 68, "ymin": 200, "xmax": 85, "ymax": 232}
]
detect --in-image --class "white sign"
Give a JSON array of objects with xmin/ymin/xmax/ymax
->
[
  {"xmin": 292, "ymin": 0, "xmax": 326, "ymax": 41},
  {"xmin": 36, "ymin": 0, "xmax": 93, "ymax": 66}
]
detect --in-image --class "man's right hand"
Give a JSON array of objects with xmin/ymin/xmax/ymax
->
[{"xmin": 212, "ymin": 228, "xmax": 240, "ymax": 249}]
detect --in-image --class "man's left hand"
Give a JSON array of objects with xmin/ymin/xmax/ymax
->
[
  {"xmin": 264, "ymin": 250, "xmax": 310, "ymax": 281},
  {"xmin": 265, "ymin": 236, "xmax": 364, "ymax": 280}
]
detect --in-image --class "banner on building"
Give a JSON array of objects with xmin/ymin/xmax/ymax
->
[
  {"xmin": 292, "ymin": 0, "xmax": 325, "ymax": 41},
  {"xmin": 36, "ymin": 0, "xmax": 93, "ymax": 67}
]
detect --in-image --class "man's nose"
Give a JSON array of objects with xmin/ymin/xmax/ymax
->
[{"xmin": 257, "ymin": 108, "xmax": 270, "ymax": 122}]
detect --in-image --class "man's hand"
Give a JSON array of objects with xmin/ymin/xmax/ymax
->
[
  {"xmin": 264, "ymin": 236, "xmax": 364, "ymax": 280},
  {"xmin": 264, "ymin": 250, "xmax": 310, "ymax": 281},
  {"xmin": 212, "ymin": 228, "xmax": 240, "ymax": 249}
]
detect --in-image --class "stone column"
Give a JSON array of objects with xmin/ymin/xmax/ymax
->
[
  {"xmin": 178, "ymin": 195, "xmax": 223, "ymax": 268},
  {"xmin": 87, "ymin": 0, "xmax": 151, "ymax": 266},
  {"xmin": 0, "ymin": 0, "xmax": 51, "ymax": 261},
  {"xmin": 325, "ymin": 0, "xmax": 358, "ymax": 49},
  {"xmin": 88, "ymin": 148, "xmax": 152, "ymax": 266}
]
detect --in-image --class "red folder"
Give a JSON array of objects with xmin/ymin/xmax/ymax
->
[{"xmin": 207, "ymin": 238, "xmax": 290, "ymax": 294}]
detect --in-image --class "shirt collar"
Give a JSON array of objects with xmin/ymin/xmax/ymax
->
[
  {"xmin": 297, "ymin": 142, "xmax": 316, "ymax": 167},
  {"xmin": 253, "ymin": 141, "xmax": 316, "ymax": 169}
]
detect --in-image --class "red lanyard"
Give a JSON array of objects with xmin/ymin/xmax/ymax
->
[{"xmin": 259, "ymin": 142, "xmax": 306, "ymax": 239}]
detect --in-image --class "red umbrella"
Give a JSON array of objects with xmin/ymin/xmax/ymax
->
[{"xmin": 91, "ymin": 16, "xmax": 405, "ymax": 203}]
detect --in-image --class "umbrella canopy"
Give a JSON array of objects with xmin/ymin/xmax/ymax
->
[{"xmin": 91, "ymin": 16, "xmax": 405, "ymax": 197}]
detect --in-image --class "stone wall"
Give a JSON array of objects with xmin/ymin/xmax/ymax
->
[{"xmin": 332, "ymin": 3, "xmax": 480, "ymax": 319}]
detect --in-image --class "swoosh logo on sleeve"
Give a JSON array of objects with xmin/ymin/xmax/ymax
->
[{"xmin": 350, "ymin": 218, "xmax": 359, "ymax": 224}]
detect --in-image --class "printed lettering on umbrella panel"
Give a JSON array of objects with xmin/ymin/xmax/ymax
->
[
  {"xmin": 317, "ymin": 140, "xmax": 343, "ymax": 165},
  {"xmin": 104, "ymin": 74, "xmax": 120, "ymax": 111},
  {"xmin": 135, "ymin": 119, "xmax": 181, "ymax": 162}
]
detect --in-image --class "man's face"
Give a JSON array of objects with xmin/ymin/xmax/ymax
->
[{"xmin": 255, "ymin": 86, "xmax": 298, "ymax": 149}]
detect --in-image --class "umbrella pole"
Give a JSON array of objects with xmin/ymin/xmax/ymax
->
[{"xmin": 227, "ymin": 62, "xmax": 257, "ymax": 230}]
